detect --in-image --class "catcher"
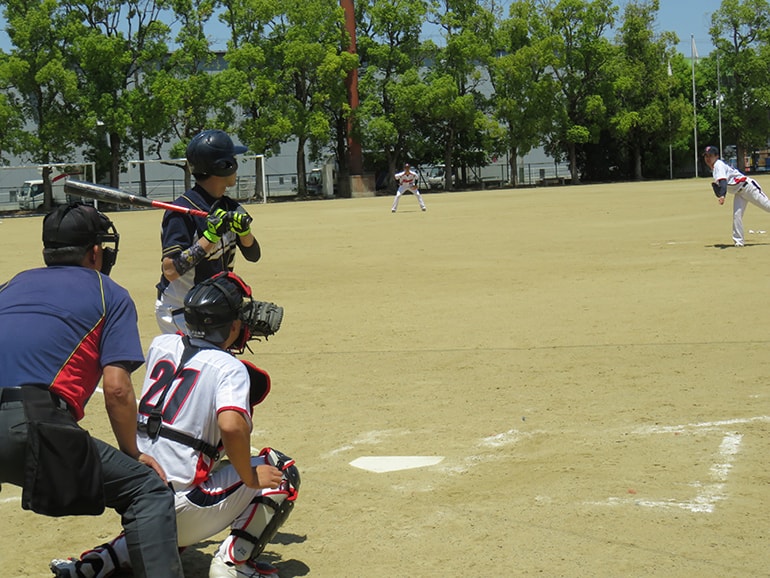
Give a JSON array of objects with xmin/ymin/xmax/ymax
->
[{"xmin": 51, "ymin": 272, "xmax": 299, "ymax": 578}]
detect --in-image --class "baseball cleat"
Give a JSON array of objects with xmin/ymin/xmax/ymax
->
[
  {"xmin": 50, "ymin": 545, "xmax": 113, "ymax": 578},
  {"xmin": 49, "ymin": 558, "xmax": 90, "ymax": 578},
  {"xmin": 209, "ymin": 554, "xmax": 278, "ymax": 577}
]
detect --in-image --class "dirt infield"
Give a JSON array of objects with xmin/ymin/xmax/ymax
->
[{"xmin": 2, "ymin": 178, "xmax": 770, "ymax": 577}]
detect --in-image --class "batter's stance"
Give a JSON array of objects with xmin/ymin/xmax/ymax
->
[
  {"xmin": 703, "ymin": 145, "xmax": 770, "ymax": 247},
  {"xmin": 392, "ymin": 163, "xmax": 427, "ymax": 213},
  {"xmin": 156, "ymin": 129, "xmax": 261, "ymax": 333}
]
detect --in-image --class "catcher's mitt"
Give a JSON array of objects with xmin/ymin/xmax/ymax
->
[{"xmin": 242, "ymin": 300, "xmax": 284, "ymax": 339}]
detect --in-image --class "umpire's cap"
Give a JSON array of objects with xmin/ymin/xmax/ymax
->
[
  {"xmin": 43, "ymin": 202, "xmax": 117, "ymax": 249},
  {"xmin": 703, "ymin": 145, "xmax": 720, "ymax": 157}
]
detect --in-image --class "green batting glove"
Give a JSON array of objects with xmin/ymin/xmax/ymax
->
[
  {"xmin": 230, "ymin": 210, "xmax": 253, "ymax": 237},
  {"xmin": 203, "ymin": 208, "xmax": 229, "ymax": 243}
]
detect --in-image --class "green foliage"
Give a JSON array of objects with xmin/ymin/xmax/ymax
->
[
  {"xmin": 707, "ymin": 0, "xmax": 770, "ymax": 170},
  {"xmin": 1, "ymin": 0, "xmax": 770, "ymax": 187}
]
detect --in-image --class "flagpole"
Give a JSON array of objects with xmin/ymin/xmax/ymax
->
[
  {"xmin": 692, "ymin": 34, "xmax": 698, "ymax": 178},
  {"xmin": 666, "ymin": 58, "xmax": 674, "ymax": 179},
  {"xmin": 717, "ymin": 52, "xmax": 723, "ymax": 154}
]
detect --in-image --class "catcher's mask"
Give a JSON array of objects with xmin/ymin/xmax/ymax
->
[
  {"xmin": 43, "ymin": 202, "xmax": 120, "ymax": 275},
  {"xmin": 186, "ymin": 129, "xmax": 247, "ymax": 178},
  {"xmin": 183, "ymin": 271, "xmax": 254, "ymax": 352}
]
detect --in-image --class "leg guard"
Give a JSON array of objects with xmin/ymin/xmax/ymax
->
[
  {"xmin": 226, "ymin": 448, "xmax": 300, "ymax": 563},
  {"xmin": 49, "ymin": 535, "xmax": 127, "ymax": 578}
]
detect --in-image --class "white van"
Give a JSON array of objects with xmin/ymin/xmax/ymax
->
[
  {"xmin": 425, "ymin": 165, "xmax": 456, "ymax": 189},
  {"xmin": 17, "ymin": 175, "xmax": 72, "ymax": 210}
]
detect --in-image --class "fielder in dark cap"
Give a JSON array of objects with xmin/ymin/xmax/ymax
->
[
  {"xmin": 702, "ymin": 146, "xmax": 770, "ymax": 247},
  {"xmin": 0, "ymin": 203, "xmax": 183, "ymax": 578}
]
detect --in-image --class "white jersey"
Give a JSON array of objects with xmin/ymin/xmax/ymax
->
[
  {"xmin": 395, "ymin": 169, "xmax": 419, "ymax": 191},
  {"xmin": 137, "ymin": 333, "xmax": 252, "ymax": 490},
  {"xmin": 710, "ymin": 158, "xmax": 749, "ymax": 194}
]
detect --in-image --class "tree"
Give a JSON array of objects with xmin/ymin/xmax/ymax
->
[
  {"xmin": 709, "ymin": 0, "xmax": 770, "ymax": 172},
  {"xmin": 0, "ymin": 52, "xmax": 27, "ymax": 164},
  {"xmin": 145, "ymin": 0, "xmax": 236, "ymax": 193},
  {"xmin": 61, "ymin": 0, "xmax": 173, "ymax": 188},
  {"xmin": 0, "ymin": 0, "xmax": 82, "ymax": 208},
  {"xmin": 610, "ymin": 0, "xmax": 680, "ymax": 180},
  {"xmin": 489, "ymin": 0, "xmax": 556, "ymax": 186},
  {"xmin": 356, "ymin": 0, "xmax": 429, "ymax": 182},
  {"xmin": 271, "ymin": 0, "xmax": 357, "ymax": 196},
  {"xmin": 217, "ymin": 0, "xmax": 291, "ymax": 199},
  {"xmin": 427, "ymin": 0, "xmax": 497, "ymax": 189},
  {"xmin": 539, "ymin": 0, "xmax": 618, "ymax": 184}
]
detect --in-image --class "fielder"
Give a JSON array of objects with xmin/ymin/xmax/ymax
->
[
  {"xmin": 391, "ymin": 162, "xmax": 427, "ymax": 212},
  {"xmin": 51, "ymin": 272, "xmax": 299, "ymax": 578},
  {"xmin": 703, "ymin": 145, "xmax": 770, "ymax": 247},
  {"xmin": 156, "ymin": 129, "xmax": 261, "ymax": 334}
]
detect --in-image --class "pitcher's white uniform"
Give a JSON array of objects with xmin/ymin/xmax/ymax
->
[
  {"xmin": 392, "ymin": 164, "xmax": 427, "ymax": 212},
  {"xmin": 708, "ymin": 157, "xmax": 770, "ymax": 246}
]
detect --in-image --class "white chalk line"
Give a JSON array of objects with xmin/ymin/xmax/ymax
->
[
  {"xmin": 325, "ymin": 427, "xmax": 541, "ymax": 473},
  {"xmin": 625, "ymin": 432, "xmax": 740, "ymax": 513},
  {"xmin": 589, "ymin": 417, "xmax": 763, "ymax": 513},
  {"xmin": 328, "ymin": 416, "xmax": 762, "ymax": 511},
  {"xmin": 632, "ymin": 415, "xmax": 770, "ymax": 435}
]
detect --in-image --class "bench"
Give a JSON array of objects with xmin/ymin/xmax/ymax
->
[
  {"xmin": 539, "ymin": 176, "xmax": 567, "ymax": 186},
  {"xmin": 481, "ymin": 177, "xmax": 504, "ymax": 189}
]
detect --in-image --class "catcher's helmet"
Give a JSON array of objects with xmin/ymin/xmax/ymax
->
[
  {"xmin": 186, "ymin": 129, "xmax": 248, "ymax": 177},
  {"xmin": 184, "ymin": 272, "xmax": 252, "ymax": 345}
]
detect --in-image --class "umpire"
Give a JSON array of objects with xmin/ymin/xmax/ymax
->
[{"xmin": 0, "ymin": 203, "xmax": 183, "ymax": 578}]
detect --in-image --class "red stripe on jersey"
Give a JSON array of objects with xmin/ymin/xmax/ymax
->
[
  {"xmin": 50, "ymin": 317, "xmax": 106, "ymax": 420},
  {"xmin": 193, "ymin": 452, "xmax": 217, "ymax": 486}
]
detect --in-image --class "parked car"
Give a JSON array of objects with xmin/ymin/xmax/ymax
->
[{"xmin": 425, "ymin": 165, "xmax": 454, "ymax": 189}]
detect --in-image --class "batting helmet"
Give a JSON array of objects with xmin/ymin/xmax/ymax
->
[
  {"xmin": 184, "ymin": 272, "xmax": 252, "ymax": 344},
  {"xmin": 186, "ymin": 129, "xmax": 248, "ymax": 177},
  {"xmin": 42, "ymin": 202, "xmax": 120, "ymax": 275}
]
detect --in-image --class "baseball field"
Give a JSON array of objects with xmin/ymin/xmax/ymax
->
[{"xmin": 2, "ymin": 177, "xmax": 770, "ymax": 577}]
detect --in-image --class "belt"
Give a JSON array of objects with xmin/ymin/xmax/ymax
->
[
  {"xmin": 0, "ymin": 386, "xmax": 69, "ymax": 410},
  {"xmin": 0, "ymin": 387, "xmax": 23, "ymax": 404}
]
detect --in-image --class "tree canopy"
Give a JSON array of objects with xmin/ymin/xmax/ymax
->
[{"xmin": 1, "ymin": 0, "xmax": 769, "ymax": 198}]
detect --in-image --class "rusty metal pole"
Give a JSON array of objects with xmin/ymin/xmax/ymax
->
[{"xmin": 341, "ymin": 0, "xmax": 363, "ymax": 177}]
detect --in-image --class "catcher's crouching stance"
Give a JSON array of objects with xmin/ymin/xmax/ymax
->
[{"xmin": 51, "ymin": 272, "xmax": 299, "ymax": 578}]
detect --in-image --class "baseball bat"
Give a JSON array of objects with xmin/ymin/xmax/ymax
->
[{"xmin": 64, "ymin": 179, "xmax": 209, "ymax": 218}]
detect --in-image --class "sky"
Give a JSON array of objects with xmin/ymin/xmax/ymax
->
[
  {"xmin": 0, "ymin": 0, "xmax": 726, "ymax": 55},
  {"xmin": 613, "ymin": 0, "xmax": 723, "ymax": 56}
]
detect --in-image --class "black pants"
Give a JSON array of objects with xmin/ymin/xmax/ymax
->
[{"xmin": 0, "ymin": 396, "xmax": 184, "ymax": 578}]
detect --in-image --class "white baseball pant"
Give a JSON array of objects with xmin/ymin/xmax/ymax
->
[
  {"xmin": 731, "ymin": 179, "xmax": 770, "ymax": 244},
  {"xmin": 392, "ymin": 186, "xmax": 426, "ymax": 212},
  {"xmin": 73, "ymin": 454, "xmax": 291, "ymax": 575}
]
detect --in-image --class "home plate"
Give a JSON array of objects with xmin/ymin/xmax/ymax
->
[{"xmin": 349, "ymin": 456, "xmax": 444, "ymax": 473}]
